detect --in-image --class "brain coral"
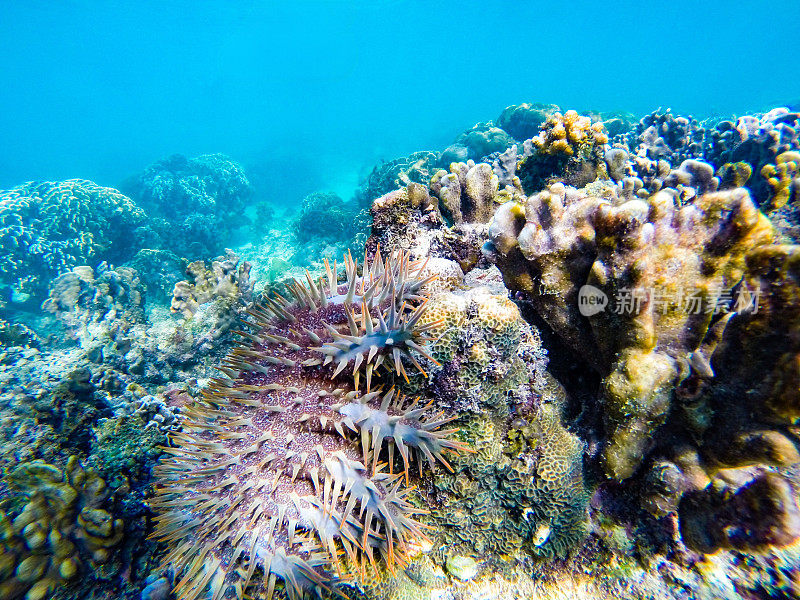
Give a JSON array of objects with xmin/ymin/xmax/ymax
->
[
  {"xmin": 0, "ymin": 179, "xmax": 147, "ymax": 299},
  {"xmin": 421, "ymin": 288, "xmax": 587, "ymax": 560},
  {"xmin": 151, "ymin": 250, "xmax": 465, "ymax": 600}
]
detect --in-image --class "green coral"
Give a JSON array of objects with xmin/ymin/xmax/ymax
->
[
  {"xmin": 89, "ymin": 414, "xmax": 165, "ymax": 485},
  {"xmin": 421, "ymin": 288, "xmax": 538, "ymax": 411},
  {"xmin": 421, "ymin": 288, "xmax": 587, "ymax": 560}
]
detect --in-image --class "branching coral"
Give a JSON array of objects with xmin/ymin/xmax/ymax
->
[
  {"xmin": 151, "ymin": 250, "xmax": 466, "ymax": 600},
  {"xmin": 0, "ymin": 179, "xmax": 147, "ymax": 299},
  {"xmin": 0, "ymin": 456, "xmax": 124, "ymax": 600}
]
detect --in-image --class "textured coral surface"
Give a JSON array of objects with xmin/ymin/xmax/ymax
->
[{"xmin": 151, "ymin": 251, "xmax": 465, "ymax": 599}]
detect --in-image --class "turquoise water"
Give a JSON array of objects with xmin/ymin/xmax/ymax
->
[
  {"xmin": 2, "ymin": 1, "xmax": 798, "ymax": 200},
  {"xmin": 2, "ymin": 4, "xmax": 800, "ymax": 600}
]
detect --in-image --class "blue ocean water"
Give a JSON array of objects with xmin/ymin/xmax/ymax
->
[
  {"xmin": 1, "ymin": 0, "xmax": 798, "ymax": 201},
  {"xmin": 3, "ymin": 4, "xmax": 800, "ymax": 600}
]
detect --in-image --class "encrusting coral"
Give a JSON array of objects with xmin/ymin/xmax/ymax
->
[
  {"xmin": 0, "ymin": 456, "xmax": 124, "ymax": 600},
  {"xmin": 150, "ymin": 249, "xmax": 466, "ymax": 600},
  {"xmin": 406, "ymin": 287, "xmax": 588, "ymax": 561}
]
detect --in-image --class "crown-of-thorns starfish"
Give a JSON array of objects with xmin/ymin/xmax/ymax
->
[{"xmin": 150, "ymin": 250, "xmax": 467, "ymax": 600}]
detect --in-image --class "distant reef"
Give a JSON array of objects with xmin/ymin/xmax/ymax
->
[{"xmin": 1, "ymin": 103, "xmax": 800, "ymax": 600}]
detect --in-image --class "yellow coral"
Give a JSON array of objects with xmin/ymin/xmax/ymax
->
[
  {"xmin": 0, "ymin": 457, "xmax": 123, "ymax": 600},
  {"xmin": 761, "ymin": 150, "xmax": 800, "ymax": 210}
]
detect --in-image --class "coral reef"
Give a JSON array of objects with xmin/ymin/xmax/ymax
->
[
  {"xmin": 679, "ymin": 471, "xmax": 800, "ymax": 554},
  {"xmin": 170, "ymin": 251, "xmax": 253, "ymax": 319},
  {"xmin": 516, "ymin": 110, "xmax": 609, "ymax": 193},
  {"xmin": 39, "ymin": 254, "xmax": 250, "ymax": 387},
  {"xmin": 705, "ymin": 108, "xmax": 800, "ymax": 205},
  {"xmin": 5, "ymin": 99, "xmax": 800, "ymax": 600},
  {"xmin": 441, "ymin": 123, "xmax": 515, "ymax": 166},
  {"xmin": 429, "ymin": 161, "xmax": 501, "ymax": 225},
  {"xmin": 0, "ymin": 179, "xmax": 147, "ymax": 300},
  {"xmin": 367, "ymin": 179, "xmax": 497, "ymax": 280},
  {"xmin": 487, "ymin": 179, "xmax": 775, "ymax": 480},
  {"xmin": 356, "ymin": 152, "xmax": 439, "ymax": 209},
  {"xmin": 760, "ymin": 151, "xmax": 800, "ymax": 241},
  {"xmin": 43, "ymin": 264, "xmax": 146, "ymax": 357},
  {"xmin": 368, "ymin": 183, "xmax": 444, "ymax": 257},
  {"xmin": 0, "ymin": 456, "xmax": 124, "ymax": 600},
  {"xmin": 151, "ymin": 250, "xmax": 465, "ymax": 600},
  {"xmin": 422, "ymin": 287, "xmax": 545, "ymax": 412},
  {"xmin": 761, "ymin": 150, "xmax": 800, "ymax": 211},
  {"xmin": 618, "ymin": 109, "xmax": 705, "ymax": 166},
  {"xmin": 123, "ymin": 153, "xmax": 253, "ymax": 257},
  {"xmin": 127, "ymin": 248, "xmax": 187, "ymax": 301},
  {"xmin": 292, "ymin": 191, "xmax": 359, "ymax": 244},
  {"xmin": 419, "ymin": 287, "xmax": 588, "ymax": 560},
  {"xmin": 496, "ymin": 103, "xmax": 560, "ymax": 141},
  {"xmin": 0, "ymin": 319, "xmax": 39, "ymax": 348}
]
